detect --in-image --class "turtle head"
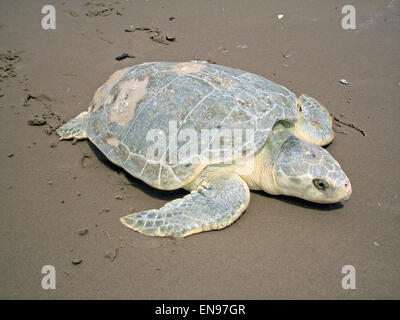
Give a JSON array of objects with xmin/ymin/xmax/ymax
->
[{"xmin": 270, "ymin": 136, "xmax": 352, "ymax": 203}]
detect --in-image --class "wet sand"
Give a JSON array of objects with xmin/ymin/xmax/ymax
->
[{"xmin": 0, "ymin": 0, "xmax": 399, "ymax": 299}]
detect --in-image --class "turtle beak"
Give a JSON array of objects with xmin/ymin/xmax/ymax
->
[{"xmin": 341, "ymin": 178, "xmax": 352, "ymax": 201}]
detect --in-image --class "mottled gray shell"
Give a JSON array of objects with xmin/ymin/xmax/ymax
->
[{"xmin": 86, "ymin": 61, "xmax": 298, "ymax": 190}]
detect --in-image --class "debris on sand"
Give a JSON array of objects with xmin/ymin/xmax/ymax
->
[
  {"xmin": 85, "ymin": 2, "xmax": 114, "ymax": 17},
  {"xmin": 0, "ymin": 50, "xmax": 21, "ymax": 80},
  {"xmin": 27, "ymin": 118, "xmax": 47, "ymax": 126},
  {"xmin": 23, "ymin": 93, "xmax": 52, "ymax": 107},
  {"xmin": 150, "ymin": 33, "xmax": 169, "ymax": 44},
  {"xmin": 97, "ymin": 208, "xmax": 110, "ymax": 214},
  {"xmin": 67, "ymin": 10, "xmax": 79, "ymax": 17},
  {"xmin": 72, "ymin": 257, "xmax": 82, "ymax": 265},
  {"xmin": 339, "ymin": 79, "xmax": 349, "ymax": 85},
  {"xmin": 127, "ymin": 25, "xmax": 152, "ymax": 32},
  {"xmin": 193, "ymin": 58, "xmax": 216, "ymax": 64},
  {"xmin": 125, "ymin": 25, "xmax": 175, "ymax": 45},
  {"xmin": 32, "ymin": 108, "xmax": 65, "ymax": 135},
  {"xmin": 78, "ymin": 228, "xmax": 88, "ymax": 236},
  {"xmin": 332, "ymin": 114, "xmax": 365, "ymax": 136},
  {"xmin": 165, "ymin": 34, "xmax": 176, "ymax": 42},
  {"xmin": 8, "ymin": 153, "xmax": 14, "ymax": 158},
  {"xmin": 104, "ymin": 248, "xmax": 119, "ymax": 262},
  {"xmin": 115, "ymin": 53, "xmax": 136, "ymax": 61},
  {"xmin": 277, "ymin": 14, "xmax": 285, "ymax": 20},
  {"xmin": 169, "ymin": 16, "xmax": 175, "ymax": 21}
]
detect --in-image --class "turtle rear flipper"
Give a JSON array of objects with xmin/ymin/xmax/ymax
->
[
  {"xmin": 120, "ymin": 174, "xmax": 250, "ymax": 238},
  {"xmin": 296, "ymin": 94, "xmax": 334, "ymax": 146},
  {"xmin": 57, "ymin": 111, "xmax": 89, "ymax": 140}
]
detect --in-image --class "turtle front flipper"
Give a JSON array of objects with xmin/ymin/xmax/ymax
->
[
  {"xmin": 56, "ymin": 111, "xmax": 89, "ymax": 140},
  {"xmin": 120, "ymin": 174, "xmax": 250, "ymax": 238},
  {"xmin": 295, "ymin": 94, "xmax": 334, "ymax": 146}
]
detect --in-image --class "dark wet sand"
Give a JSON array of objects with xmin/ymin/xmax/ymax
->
[{"xmin": 0, "ymin": 0, "xmax": 399, "ymax": 299}]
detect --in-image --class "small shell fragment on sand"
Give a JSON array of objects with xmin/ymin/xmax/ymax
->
[
  {"xmin": 339, "ymin": 79, "xmax": 349, "ymax": 85},
  {"xmin": 78, "ymin": 228, "xmax": 88, "ymax": 236},
  {"xmin": 277, "ymin": 14, "xmax": 284, "ymax": 20},
  {"xmin": 165, "ymin": 34, "xmax": 175, "ymax": 41}
]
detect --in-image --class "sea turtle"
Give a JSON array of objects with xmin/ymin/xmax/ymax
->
[{"xmin": 57, "ymin": 61, "xmax": 352, "ymax": 238}]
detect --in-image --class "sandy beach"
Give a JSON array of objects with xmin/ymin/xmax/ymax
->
[{"xmin": 0, "ymin": 0, "xmax": 399, "ymax": 299}]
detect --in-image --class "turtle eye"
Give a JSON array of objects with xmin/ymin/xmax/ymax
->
[{"xmin": 313, "ymin": 179, "xmax": 329, "ymax": 190}]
